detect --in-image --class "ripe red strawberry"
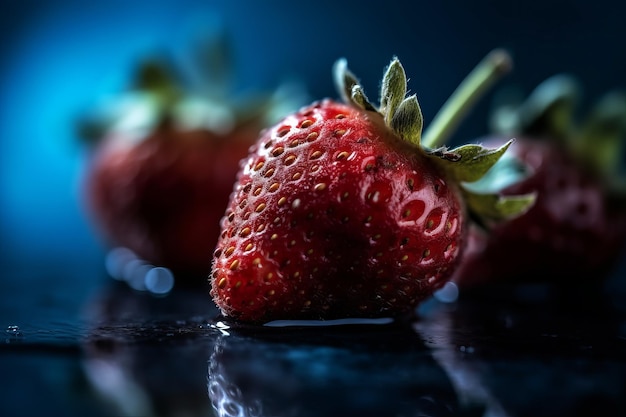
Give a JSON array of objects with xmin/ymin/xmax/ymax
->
[
  {"xmin": 210, "ymin": 51, "xmax": 534, "ymax": 322},
  {"xmin": 80, "ymin": 52, "xmax": 304, "ymax": 286},
  {"xmin": 452, "ymin": 75, "xmax": 626, "ymax": 289}
]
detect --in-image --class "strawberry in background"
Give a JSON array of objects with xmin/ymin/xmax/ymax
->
[
  {"xmin": 78, "ymin": 33, "xmax": 306, "ymax": 291},
  {"xmin": 451, "ymin": 75, "xmax": 626, "ymax": 293}
]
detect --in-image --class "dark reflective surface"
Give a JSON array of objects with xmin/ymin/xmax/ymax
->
[
  {"xmin": 207, "ymin": 323, "xmax": 478, "ymax": 417},
  {"xmin": 2, "ymin": 271, "xmax": 626, "ymax": 417},
  {"xmin": 416, "ymin": 287, "xmax": 626, "ymax": 417}
]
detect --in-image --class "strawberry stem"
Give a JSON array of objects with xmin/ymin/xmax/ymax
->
[{"xmin": 422, "ymin": 49, "xmax": 512, "ymax": 149}]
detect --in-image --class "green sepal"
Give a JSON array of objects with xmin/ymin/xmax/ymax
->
[
  {"xmin": 574, "ymin": 90, "xmax": 626, "ymax": 179},
  {"xmin": 378, "ymin": 58, "xmax": 424, "ymax": 144},
  {"xmin": 518, "ymin": 74, "xmax": 579, "ymax": 140},
  {"xmin": 333, "ymin": 57, "xmax": 419, "ymax": 135},
  {"xmin": 462, "ymin": 150, "xmax": 531, "ymax": 194},
  {"xmin": 351, "ymin": 85, "xmax": 376, "ymax": 112},
  {"xmin": 333, "ymin": 58, "xmax": 359, "ymax": 106},
  {"xmin": 490, "ymin": 73, "xmax": 626, "ymax": 195},
  {"xmin": 133, "ymin": 59, "xmax": 182, "ymax": 105},
  {"xmin": 332, "ymin": 54, "xmax": 535, "ymax": 226},
  {"xmin": 380, "ymin": 58, "xmax": 408, "ymax": 126},
  {"xmin": 463, "ymin": 189, "xmax": 536, "ymax": 224},
  {"xmin": 390, "ymin": 95, "xmax": 423, "ymax": 146},
  {"xmin": 491, "ymin": 74, "xmax": 580, "ymax": 141},
  {"xmin": 429, "ymin": 139, "xmax": 513, "ymax": 183}
]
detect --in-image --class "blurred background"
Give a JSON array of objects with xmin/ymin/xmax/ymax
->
[
  {"xmin": 1, "ymin": 2, "xmax": 626, "ymax": 416},
  {"xmin": 0, "ymin": 0, "xmax": 625, "ymax": 288}
]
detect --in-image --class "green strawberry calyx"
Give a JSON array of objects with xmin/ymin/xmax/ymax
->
[
  {"xmin": 78, "ymin": 32, "xmax": 308, "ymax": 145},
  {"xmin": 333, "ymin": 51, "xmax": 535, "ymax": 224},
  {"xmin": 490, "ymin": 73, "xmax": 581, "ymax": 141},
  {"xmin": 490, "ymin": 74, "xmax": 626, "ymax": 194}
]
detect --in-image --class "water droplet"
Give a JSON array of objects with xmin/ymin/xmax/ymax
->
[
  {"xmin": 5, "ymin": 325, "xmax": 23, "ymax": 343},
  {"xmin": 209, "ymin": 321, "xmax": 231, "ymax": 335},
  {"xmin": 6, "ymin": 325, "xmax": 22, "ymax": 336}
]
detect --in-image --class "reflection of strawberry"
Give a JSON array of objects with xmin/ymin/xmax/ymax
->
[
  {"xmin": 211, "ymin": 51, "xmax": 534, "ymax": 322},
  {"xmin": 452, "ymin": 76, "xmax": 626, "ymax": 289},
  {"xmin": 80, "ymin": 45, "xmax": 304, "ymax": 285},
  {"xmin": 208, "ymin": 324, "xmax": 475, "ymax": 417}
]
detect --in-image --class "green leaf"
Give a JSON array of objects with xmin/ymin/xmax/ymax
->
[
  {"xmin": 380, "ymin": 58, "xmax": 407, "ymax": 125},
  {"xmin": 433, "ymin": 139, "xmax": 514, "ymax": 183},
  {"xmin": 463, "ymin": 189, "xmax": 536, "ymax": 223},
  {"xmin": 390, "ymin": 95, "xmax": 423, "ymax": 146}
]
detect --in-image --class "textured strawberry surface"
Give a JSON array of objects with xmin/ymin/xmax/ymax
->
[
  {"xmin": 212, "ymin": 100, "xmax": 465, "ymax": 321},
  {"xmin": 85, "ymin": 126, "xmax": 254, "ymax": 280}
]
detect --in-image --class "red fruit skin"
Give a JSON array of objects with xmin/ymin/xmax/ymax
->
[
  {"xmin": 83, "ymin": 125, "xmax": 254, "ymax": 282},
  {"xmin": 211, "ymin": 100, "xmax": 466, "ymax": 322},
  {"xmin": 452, "ymin": 137, "xmax": 626, "ymax": 289}
]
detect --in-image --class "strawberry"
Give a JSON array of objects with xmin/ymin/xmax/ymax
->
[
  {"xmin": 451, "ymin": 75, "xmax": 626, "ymax": 289},
  {"xmin": 210, "ymin": 51, "xmax": 534, "ymax": 322},
  {"xmin": 80, "ymin": 42, "xmax": 304, "ymax": 287}
]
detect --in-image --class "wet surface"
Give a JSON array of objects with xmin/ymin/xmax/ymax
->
[{"xmin": 2, "ymin": 266, "xmax": 626, "ymax": 417}]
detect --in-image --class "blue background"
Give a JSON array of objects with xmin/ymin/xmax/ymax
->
[{"xmin": 1, "ymin": 0, "xmax": 625, "ymax": 285}]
